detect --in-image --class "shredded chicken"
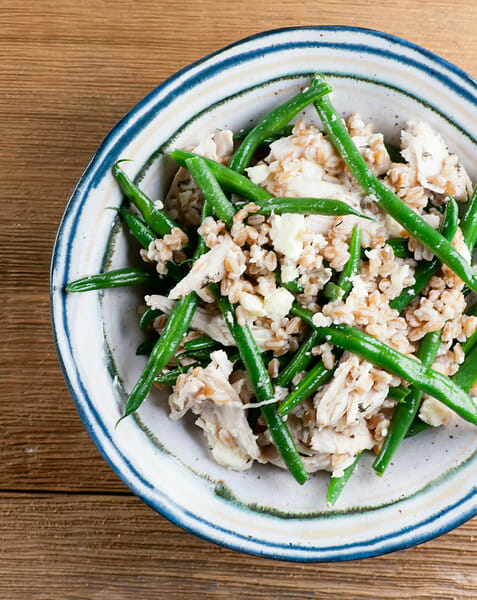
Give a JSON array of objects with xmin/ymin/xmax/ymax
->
[{"xmin": 169, "ymin": 351, "xmax": 260, "ymax": 471}]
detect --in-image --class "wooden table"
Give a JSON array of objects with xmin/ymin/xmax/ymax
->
[{"xmin": 2, "ymin": 1, "xmax": 476, "ymax": 597}]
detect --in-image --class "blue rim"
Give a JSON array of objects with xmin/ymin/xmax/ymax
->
[{"xmin": 50, "ymin": 26, "xmax": 477, "ymax": 562}]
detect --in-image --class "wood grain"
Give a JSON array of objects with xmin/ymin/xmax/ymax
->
[
  {"xmin": 1, "ymin": 493, "xmax": 476, "ymax": 600},
  {"xmin": 1, "ymin": 0, "xmax": 477, "ymax": 597}
]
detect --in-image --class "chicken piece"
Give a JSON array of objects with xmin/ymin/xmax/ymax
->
[
  {"xmin": 169, "ymin": 351, "xmax": 260, "ymax": 471},
  {"xmin": 401, "ymin": 121, "xmax": 472, "ymax": 199},
  {"xmin": 145, "ymin": 294, "xmax": 275, "ymax": 349},
  {"xmin": 314, "ymin": 353, "xmax": 392, "ymax": 428},
  {"xmin": 168, "ymin": 236, "xmax": 239, "ymax": 299}
]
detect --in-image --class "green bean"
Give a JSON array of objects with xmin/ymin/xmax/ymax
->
[
  {"xmin": 462, "ymin": 327, "xmax": 477, "ymax": 355},
  {"xmin": 461, "ymin": 186, "xmax": 477, "ymax": 251},
  {"xmin": 66, "ymin": 267, "xmax": 157, "ymax": 292},
  {"xmin": 275, "ymin": 270, "xmax": 304, "ymax": 295},
  {"xmin": 404, "ymin": 418, "xmax": 430, "ymax": 438},
  {"xmin": 229, "ymin": 79, "xmax": 332, "ymax": 173},
  {"xmin": 290, "ymin": 303, "xmax": 477, "ymax": 425},
  {"xmin": 155, "ymin": 362, "xmax": 203, "ymax": 386},
  {"xmin": 312, "ymin": 78, "xmax": 477, "ymax": 295},
  {"xmin": 386, "ymin": 238, "xmax": 410, "ymax": 258},
  {"xmin": 326, "ymin": 452, "xmax": 362, "ymax": 507},
  {"xmin": 211, "ymin": 287, "xmax": 308, "ymax": 484},
  {"xmin": 233, "ymin": 124, "xmax": 294, "ymax": 144},
  {"xmin": 139, "ymin": 307, "xmax": 162, "ymax": 331},
  {"xmin": 177, "ymin": 347, "xmax": 216, "ymax": 363},
  {"xmin": 467, "ymin": 303, "xmax": 477, "ymax": 317},
  {"xmin": 373, "ymin": 330, "xmax": 442, "ymax": 476},
  {"xmin": 404, "ymin": 345, "xmax": 477, "ymax": 438},
  {"xmin": 118, "ymin": 209, "xmax": 156, "ymax": 248},
  {"xmin": 324, "ymin": 225, "xmax": 362, "ymax": 302},
  {"xmin": 136, "ymin": 338, "xmax": 158, "ymax": 356},
  {"xmin": 240, "ymin": 197, "xmax": 369, "ymax": 219},
  {"xmin": 385, "ymin": 143, "xmax": 405, "ymax": 164},
  {"xmin": 121, "ymin": 201, "xmax": 210, "ymax": 418},
  {"xmin": 184, "ymin": 156, "xmax": 235, "ymax": 228},
  {"xmin": 389, "ymin": 196, "xmax": 459, "ymax": 313},
  {"xmin": 170, "ymin": 149, "xmax": 273, "ymax": 203},
  {"xmin": 323, "ymin": 282, "xmax": 342, "ymax": 301},
  {"xmin": 278, "ymin": 359, "xmax": 335, "ymax": 416},
  {"xmin": 274, "ymin": 330, "xmax": 322, "ymax": 387},
  {"xmin": 451, "ymin": 343, "xmax": 477, "ymax": 392},
  {"xmin": 388, "ymin": 386, "xmax": 410, "ymax": 403},
  {"xmin": 184, "ymin": 336, "xmax": 219, "ymax": 352},
  {"xmin": 113, "ymin": 161, "xmax": 179, "ymax": 236},
  {"xmin": 123, "ymin": 293, "xmax": 200, "ymax": 416}
]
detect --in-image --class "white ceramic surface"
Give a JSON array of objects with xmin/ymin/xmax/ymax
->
[{"xmin": 51, "ymin": 27, "xmax": 477, "ymax": 561}]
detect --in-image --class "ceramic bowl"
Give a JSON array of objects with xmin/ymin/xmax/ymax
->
[{"xmin": 51, "ymin": 27, "xmax": 477, "ymax": 561}]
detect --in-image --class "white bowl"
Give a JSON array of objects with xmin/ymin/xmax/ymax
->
[{"xmin": 51, "ymin": 27, "xmax": 477, "ymax": 561}]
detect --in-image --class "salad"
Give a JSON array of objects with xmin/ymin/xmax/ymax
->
[{"xmin": 67, "ymin": 75, "xmax": 477, "ymax": 506}]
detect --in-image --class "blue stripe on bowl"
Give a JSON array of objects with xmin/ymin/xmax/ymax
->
[{"xmin": 50, "ymin": 26, "xmax": 477, "ymax": 562}]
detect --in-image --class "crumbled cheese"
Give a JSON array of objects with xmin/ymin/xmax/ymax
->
[
  {"xmin": 312, "ymin": 313, "xmax": 332, "ymax": 327},
  {"xmin": 269, "ymin": 213, "xmax": 305, "ymax": 261},
  {"xmin": 245, "ymin": 164, "xmax": 269, "ymax": 185},
  {"xmin": 384, "ymin": 214, "xmax": 406, "ymax": 238},
  {"xmin": 240, "ymin": 292, "xmax": 266, "ymax": 318},
  {"xmin": 280, "ymin": 159, "xmax": 355, "ymax": 201},
  {"xmin": 419, "ymin": 396, "xmax": 454, "ymax": 427},
  {"xmin": 280, "ymin": 261, "xmax": 299, "ymax": 283},
  {"xmin": 263, "ymin": 287, "xmax": 294, "ymax": 320}
]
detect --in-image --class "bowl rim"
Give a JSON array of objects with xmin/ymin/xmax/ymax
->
[{"xmin": 50, "ymin": 25, "xmax": 477, "ymax": 562}]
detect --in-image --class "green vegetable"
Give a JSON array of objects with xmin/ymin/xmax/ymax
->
[
  {"xmin": 451, "ymin": 343, "xmax": 477, "ymax": 392},
  {"xmin": 386, "ymin": 238, "xmax": 410, "ymax": 258},
  {"xmin": 326, "ymin": 453, "xmax": 362, "ymax": 507},
  {"xmin": 291, "ymin": 303, "xmax": 477, "ymax": 425},
  {"xmin": 373, "ymin": 330, "xmax": 442, "ymax": 476},
  {"xmin": 324, "ymin": 224, "xmax": 361, "ymax": 301},
  {"xmin": 212, "ymin": 287, "xmax": 308, "ymax": 485},
  {"xmin": 275, "ymin": 270, "xmax": 304, "ymax": 295},
  {"xmin": 170, "ymin": 149, "xmax": 273, "ymax": 203},
  {"xmin": 388, "ymin": 386, "xmax": 410, "ymax": 403},
  {"xmin": 118, "ymin": 209, "xmax": 156, "ymax": 249},
  {"xmin": 113, "ymin": 161, "xmax": 179, "ymax": 236},
  {"xmin": 155, "ymin": 362, "xmax": 203, "ymax": 386},
  {"xmin": 185, "ymin": 156, "xmax": 236, "ymax": 228},
  {"xmin": 183, "ymin": 336, "xmax": 219, "ymax": 352},
  {"xmin": 139, "ymin": 307, "xmax": 162, "ymax": 330},
  {"xmin": 278, "ymin": 359, "xmax": 335, "ymax": 416},
  {"xmin": 121, "ymin": 200, "xmax": 210, "ymax": 418},
  {"xmin": 389, "ymin": 197, "xmax": 459, "ymax": 313},
  {"xmin": 405, "ymin": 419, "xmax": 430, "ymax": 438},
  {"xmin": 385, "ymin": 143, "xmax": 405, "ymax": 164},
  {"xmin": 274, "ymin": 331, "xmax": 321, "ymax": 387},
  {"xmin": 462, "ymin": 327, "xmax": 477, "ymax": 355},
  {"xmin": 461, "ymin": 186, "xmax": 477, "ymax": 251},
  {"xmin": 312, "ymin": 78, "xmax": 477, "ymax": 295},
  {"xmin": 233, "ymin": 124, "xmax": 294, "ymax": 144},
  {"xmin": 124, "ymin": 293, "xmax": 199, "ymax": 416},
  {"xmin": 66, "ymin": 267, "xmax": 157, "ymax": 292},
  {"xmin": 136, "ymin": 338, "xmax": 158, "ymax": 356},
  {"xmin": 177, "ymin": 347, "xmax": 216, "ymax": 363},
  {"xmin": 241, "ymin": 197, "xmax": 369, "ymax": 219},
  {"xmin": 229, "ymin": 78, "xmax": 332, "ymax": 173}
]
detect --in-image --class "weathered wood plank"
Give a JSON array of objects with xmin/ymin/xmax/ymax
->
[{"xmin": 0, "ymin": 493, "xmax": 476, "ymax": 599}]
